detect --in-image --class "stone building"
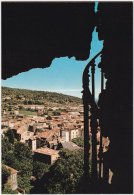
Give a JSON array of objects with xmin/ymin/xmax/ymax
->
[
  {"xmin": 33, "ymin": 147, "xmax": 59, "ymax": 165},
  {"xmin": 3, "ymin": 165, "xmax": 18, "ymax": 191}
]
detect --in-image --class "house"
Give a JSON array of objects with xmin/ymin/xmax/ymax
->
[
  {"xmin": 37, "ymin": 121, "xmax": 47, "ymax": 131},
  {"xmin": 47, "ymin": 139, "xmax": 59, "ymax": 150},
  {"xmin": 16, "ymin": 114, "xmax": 24, "ymax": 119},
  {"xmin": 69, "ymin": 111, "xmax": 80, "ymax": 117},
  {"xmin": 3, "ymin": 96, "xmax": 11, "ymax": 101},
  {"xmin": 12, "ymin": 125, "xmax": 28, "ymax": 142},
  {"xmin": 35, "ymin": 129, "xmax": 61, "ymax": 149},
  {"xmin": 60, "ymin": 125, "xmax": 80, "ymax": 141},
  {"xmin": 49, "ymin": 121, "xmax": 59, "ymax": 129},
  {"xmin": 35, "ymin": 105, "xmax": 45, "ymax": 110},
  {"xmin": 1, "ymin": 118, "xmax": 9, "ymax": 128},
  {"xmin": 14, "ymin": 110, "xmax": 19, "ymax": 116},
  {"xmin": 3, "ymin": 110, "xmax": 7, "ymax": 115},
  {"xmin": 79, "ymin": 128, "xmax": 84, "ymax": 137},
  {"xmin": 37, "ymin": 109, "xmax": 44, "ymax": 116},
  {"xmin": 58, "ymin": 141, "xmax": 81, "ymax": 151},
  {"xmin": 33, "ymin": 147, "xmax": 59, "ymax": 164},
  {"xmin": 36, "ymin": 128, "xmax": 60, "ymax": 142},
  {"xmin": 3, "ymin": 165, "xmax": 18, "ymax": 191},
  {"xmin": 26, "ymin": 136, "xmax": 41, "ymax": 151},
  {"xmin": 60, "ymin": 129, "xmax": 69, "ymax": 142},
  {"xmin": 69, "ymin": 128, "xmax": 80, "ymax": 140},
  {"xmin": 23, "ymin": 105, "xmax": 44, "ymax": 111},
  {"xmin": 8, "ymin": 120, "xmax": 15, "ymax": 129},
  {"xmin": 28, "ymin": 122, "xmax": 36, "ymax": 133},
  {"xmin": 26, "ymin": 137, "xmax": 37, "ymax": 151}
]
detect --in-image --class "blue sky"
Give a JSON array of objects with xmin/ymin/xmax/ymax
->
[{"xmin": 2, "ymin": 2, "xmax": 104, "ymax": 99}]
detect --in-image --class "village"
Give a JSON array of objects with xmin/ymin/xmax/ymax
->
[
  {"xmin": 1, "ymin": 87, "xmax": 87, "ymax": 193},
  {"xmin": 2, "ymin": 87, "xmax": 110, "ymax": 194},
  {"xmin": 2, "ymin": 102, "xmax": 85, "ymax": 156}
]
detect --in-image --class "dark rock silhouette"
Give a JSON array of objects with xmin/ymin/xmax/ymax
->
[
  {"xmin": 97, "ymin": 2, "xmax": 133, "ymax": 193},
  {"xmin": 2, "ymin": 2, "xmax": 95, "ymax": 79}
]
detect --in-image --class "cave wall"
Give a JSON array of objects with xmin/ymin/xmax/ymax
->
[
  {"xmin": 97, "ymin": 2, "xmax": 133, "ymax": 193},
  {"xmin": 2, "ymin": 2, "xmax": 95, "ymax": 79}
]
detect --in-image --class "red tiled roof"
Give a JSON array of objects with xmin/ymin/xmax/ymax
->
[{"xmin": 36, "ymin": 129, "xmax": 60, "ymax": 139}]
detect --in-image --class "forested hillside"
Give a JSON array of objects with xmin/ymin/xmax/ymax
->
[{"xmin": 2, "ymin": 87, "xmax": 82, "ymax": 106}]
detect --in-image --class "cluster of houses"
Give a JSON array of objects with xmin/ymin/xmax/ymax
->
[
  {"xmin": 2, "ymin": 104, "xmax": 85, "ymax": 192},
  {"xmin": 2, "ymin": 102, "xmax": 111, "ymax": 192},
  {"xmin": 2, "ymin": 106, "xmax": 84, "ymax": 150}
]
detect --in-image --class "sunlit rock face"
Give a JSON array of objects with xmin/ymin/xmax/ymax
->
[{"xmin": 2, "ymin": 2, "xmax": 95, "ymax": 79}]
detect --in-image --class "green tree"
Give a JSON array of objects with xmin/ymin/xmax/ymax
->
[
  {"xmin": 2, "ymin": 137, "xmax": 13, "ymax": 162},
  {"xmin": 5, "ymin": 129, "xmax": 15, "ymax": 144},
  {"xmin": 8, "ymin": 106, "xmax": 12, "ymax": 111},
  {"xmin": 2, "ymin": 141, "xmax": 33, "ymax": 194},
  {"xmin": 14, "ymin": 142, "xmax": 32, "ymax": 160},
  {"xmin": 72, "ymin": 136, "xmax": 84, "ymax": 147},
  {"xmin": 33, "ymin": 161, "xmax": 50, "ymax": 179},
  {"xmin": 45, "ymin": 149, "xmax": 84, "ymax": 193},
  {"xmin": 2, "ymin": 184, "xmax": 17, "ymax": 194},
  {"xmin": 72, "ymin": 136, "xmax": 92, "ymax": 148},
  {"xmin": 8, "ymin": 157, "xmax": 33, "ymax": 194},
  {"xmin": 17, "ymin": 175, "xmax": 33, "ymax": 193},
  {"xmin": 2, "ymin": 165, "xmax": 10, "ymax": 189},
  {"xmin": 3, "ymin": 151, "xmax": 16, "ymax": 167},
  {"xmin": 13, "ymin": 143, "xmax": 33, "ymax": 193}
]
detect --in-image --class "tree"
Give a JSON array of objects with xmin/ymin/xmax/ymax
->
[
  {"xmin": 45, "ymin": 149, "xmax": 84, "ymax": 193},
  {"xmin": 2, "ymin": 165, "xmax": 10, "ymax": 189},
  {"xmin": 5, "ymin": 129, "xmax": 15, "ymax": 144},
  {"xmin": 14, "ymin": 142, "xmax": 32, "ymax": 160},
  {"xmin": 2, "ymin": 137, "xmax": 13, "ymax": 162},
  {"xmin": 2, "ymin": 141, "xmax": 33, "ymax": 194},
  {"xmin": 3, "ymin": 151, "xmax": 16, "ymax": 167},
  {"xmin": 17, "ymin": 175, "xmax": 33, "ymax": 193},
  {"xmin": 13, "ymin": 143, "xmax": 33, "ymax": 193},
  {"xmin": 72, "ymin": 136, "xmax": 84, "ymax": 147},
  {"xmin": 33, "ymin": 161, "xmax": 50, "ymax": 180},
  {"xmin": 2, "ymin": 184, "xmax": 17, "ymax": 194},
  {"xmin": 72, "ymin": 136, "xmax": 92, "ymax": 148},
  {"xmin": 53, "ymin": 110, "xmax": 61, "ymax": 116}
]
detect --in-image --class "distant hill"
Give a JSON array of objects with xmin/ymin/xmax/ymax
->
[{"xmin": 2, "ymin": 87, "xmax": 82, "ymax": 106}]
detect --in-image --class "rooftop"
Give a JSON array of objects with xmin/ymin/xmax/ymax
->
[
  {"xmin": 36, "ymin": 128, "xmax": 60, "ymax": 139},
  {"xmin": 3, "ymin": 164, "xmax": 18, "ymax": 174},
  {"xmin": 33, "ymin": 147, "xmax": 59, "ymax": 156},
  {"xmin": 61, "ymin": 141, "xmax": 81, "ymax": 151}
]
